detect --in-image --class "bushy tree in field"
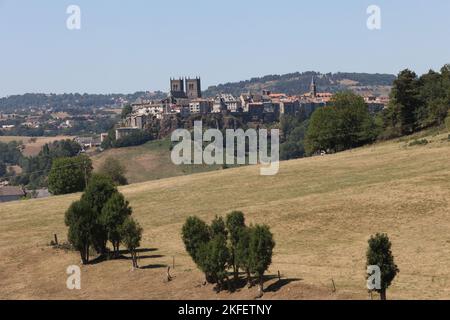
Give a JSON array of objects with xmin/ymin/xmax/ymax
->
[
  {"xmin": 226, "ymin": 211, "xmax": 246, "ymax": 281},
  {"xmin": 48, "ymin": 155, "xmax": 92, "ymax": 195},
  {"xmin": 98, "ymin": 157, "xmax": 128, "ymax": 186},
  {"xmin": 182, "ymin": 216, "xmax": 211, "ymax": 266},
  {"xmin": 120, "ymin": 217, "xmax": 143, "ymax": 269},
  {"xmin": 210, "ymin": 216, "xmax": 228, "ymax": 238},
  {"xmin": 81, "ymin": 174, "xmax": 118, "ymax": 254},
  {"xmin": 197, "ymin": 235, "xmax": 230, "ymax": 291},
  {"xmin": 65, "ymin": 200, "xmax": 96, "ymax": 264},
  {"xmin": 235, "ymin": 227, "xmax": 252, "ymax": 287},
  {"xmin": 248, "ymin": 225, "xmax": 276, "ymax": 297},
  {"xmin": 305, "ymin": 92, "xmax": 376, "ymax": 155},
  {"xmin": 366, "ymin": 233, "xmax": 399, "ymax": 300},
  {"xmin": 100, "ymin": 192, "xmax": 132, "ymax": 257}
]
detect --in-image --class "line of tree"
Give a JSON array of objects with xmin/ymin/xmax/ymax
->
[
  {"xmin": 64, "ymin": 174, "xmax": 142, "ymax": 268},
  {"xmin": 182, "ymin": 211, "xmax": 275, "ymax": 297},
  {"xmin": 381, "ymin": 65, "xmax": 450, "ymax": 138}
]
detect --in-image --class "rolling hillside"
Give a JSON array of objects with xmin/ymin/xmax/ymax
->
[
  {"xmin": 203, "ymin": 72, "xmax": 395, "ymax": 97},
  {"xmin": 91, "ymin": 139, "xmax": 226, "ymax": 184},
  {"xmin": 1, "ymin": 130, "xmax": 450, "ymax": 300}
]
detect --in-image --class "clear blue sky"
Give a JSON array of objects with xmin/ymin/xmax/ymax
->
[{"xmin": 0, "ymin": 0, "xmax": 449, "ymax": 96}]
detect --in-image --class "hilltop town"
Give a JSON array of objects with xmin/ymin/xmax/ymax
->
[{"xmin": 116, "ymin": 76, "xmax": 390, "ymax": 140}]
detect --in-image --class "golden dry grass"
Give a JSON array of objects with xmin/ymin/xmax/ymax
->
[
  {"xmin": 1, "ymin": 132, "xmax": 450, "ymax": 300},
  {"xmin": 91, "ymin": 139, "xmax": 223, "ymax": 184}
]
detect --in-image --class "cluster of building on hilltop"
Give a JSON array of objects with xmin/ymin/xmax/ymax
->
[{"xmin": 115, "ymin": 77, "xmax": 389, "ymax": 140}]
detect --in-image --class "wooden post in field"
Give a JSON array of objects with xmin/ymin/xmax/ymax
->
[
  {"xmin": 54, "ymin": 234, "xmax": 58, "ymax": 245},
  {"xmin": 331, "ymin": 279, "xmax": 336, "ymax": 293}
]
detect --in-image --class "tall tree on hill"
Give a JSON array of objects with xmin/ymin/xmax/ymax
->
[
  {"xmin": 100, "ymin": 192, "xmax": 133, "ymax": 257},
  {"xmin": 226, "ymin": 211, "xmax": 246, "ymax": 281},
  {"xmin": 248, "ymin": 225, "xmax": 275, "ymax": 297},
  {"xmin": 182, "ymin": 217, "xmax": 211, "ymax": 268},
  {"xmin": 366, "ymin": 233, "xmax": 399, "ymax": 300},
  {"xmin": 418, "ymin": 68, "xmax": 450, "ymax": 127},
  {"xmin": 385, "ymin": 69, "xmax": 422, "ymax": 136},
  {"xmin": 120, "ymin": 217, "xmax": 143, "ymax": 269},
  {"xmin": 65, "ymin": 200, "xmax": 96, "ymax": 264},
  {"xmin": 197, "ymin": 234, "xmax": 230, "ymax": 292},
  {"xmin": 235, "ymin": 226, "xmax": 252, "ymax": 287},
  {"xmin": 81, "ymin": 174, "xmax": 118, "ymax": 254}
]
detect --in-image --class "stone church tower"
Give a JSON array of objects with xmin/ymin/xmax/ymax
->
[
  {"xmin": 185, "ymin": 77, "xmax": 202, "ymax": 99},
  {"xmin": 310, "ymin": 76, "xmax": 317, "ymax": 98}
]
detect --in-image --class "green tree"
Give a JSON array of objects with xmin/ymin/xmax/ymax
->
[
  {"xmin": 48, "ymin": 155, "xmax": 92, "ymax": 195},
  {"xmin": 65, "ymin": 200, "xmax": 96, "ymax": 264},
  {"xmin": 81, "ymin": 174, "xmax": 118, "ymax": 254},
  {"xmin": 100, "ymin": 192, "xmax": 132, "ymax": 257},
  {"xmin": 280, "ymin": 124, "xmax": 307, "ymax": 160},
  {"xmin": 120, "ymin": 217, "xmax": 143, "ymax": 269},
  {"xmin": 305, "ymin": 92, "xmax": 376, "ymax": 155},
  {"xmin": 181, "ymin": 216, "xmax": 211, "ymax": 267},
  {"xmin": 366, "ymin": 233, "xmax": 399, "ymax": 300},
  {"xmin": 235, "ymin": 227, "xmax": 252, "ymax": 287},
  {"xmin": 248, "ymin": 225, "xmax": 275, "ymax": 297},
  {"xmin": 98, "ymin": 157, "xmax": 128, "ymax": 186},
  {"xmin": 226, "ymin": 211, "xmax": 246, "ymax": 281},
  {"xmin": 121, "ymin": 105, "xmax": 133, "ymax": 119},
  {"xmin": 384, "ymin": 69, "xmax": 421, "ymax": 136},
  {"xmin": 305, "ymin": 106, "xmax": 339, "ymax": 155},
  {"xmin": 197, "ymin": 235, "xmax": 230, "ymax": 291},
  {"xmin": 210, "ymin": 216, "xmax": 228, "ymax": 238}
]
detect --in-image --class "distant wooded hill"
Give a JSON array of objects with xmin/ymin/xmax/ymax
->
[
  {"xmin": 0, "ymin": 92, "xmax": 167, "ymax": 112},
  {"xmin": 0, "ymin": 72, "xmax": 396, "ymax": 112},
  {"xmin": 203, "ymin": 72, "xmax": 396, "ymax": 97}
]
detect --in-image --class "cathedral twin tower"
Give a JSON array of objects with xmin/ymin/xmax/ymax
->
[{"xmin": 170, "ymin": 77, "xmax": 202, "ymax": 99}]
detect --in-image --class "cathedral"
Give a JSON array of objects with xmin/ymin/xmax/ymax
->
[{"xmin": 169, "ymin": 77, "xmax": 202, "ymax": 100}]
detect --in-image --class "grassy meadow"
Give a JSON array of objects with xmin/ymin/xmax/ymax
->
[
  {"xmin": 1, "ymin": 132, "xmax": 450, "ymax": 299},
  {"xmin": 91, "ymin": 139, "xmax": 227, "ymax": 184}
]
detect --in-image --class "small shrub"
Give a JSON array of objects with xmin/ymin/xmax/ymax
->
[{"xmin": 409, "ymin": 139, "xmax": 429, "ymax": 147}]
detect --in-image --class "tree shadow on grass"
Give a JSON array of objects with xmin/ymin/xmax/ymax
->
[
  {"xmin": 87, "ymin": 248, "xmax": 162, "ymax": 265},
  {"xmin": 139, "ymin": 264, "xmax": 167, "ymax": 270},
  {"xmin": 224, "ymin": 274, "xmax": 302, "ymax": 293},
  {"xmin": 264, "ymin": 278, "xmax": 302, "ymax": 293},
  {"xmin": 118, "ymin": 248, "xmax": 158, "ymax": 255}
]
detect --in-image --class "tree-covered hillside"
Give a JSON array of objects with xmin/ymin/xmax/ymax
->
[{"xmin": 204, "ymin": 72, "xmax": 396, "ymax": 97}]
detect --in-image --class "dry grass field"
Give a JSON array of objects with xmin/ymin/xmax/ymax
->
[
  {"xmin": 0, "ymin": 136, "xmax": 75, "ymax": 157},
  {"xmin": 1, "ymin": 131, "xmax": 450, "ymax": 300},
  {"xmin": 91, "ymin": 139, "xmax": 224, "ymax": 184}
]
